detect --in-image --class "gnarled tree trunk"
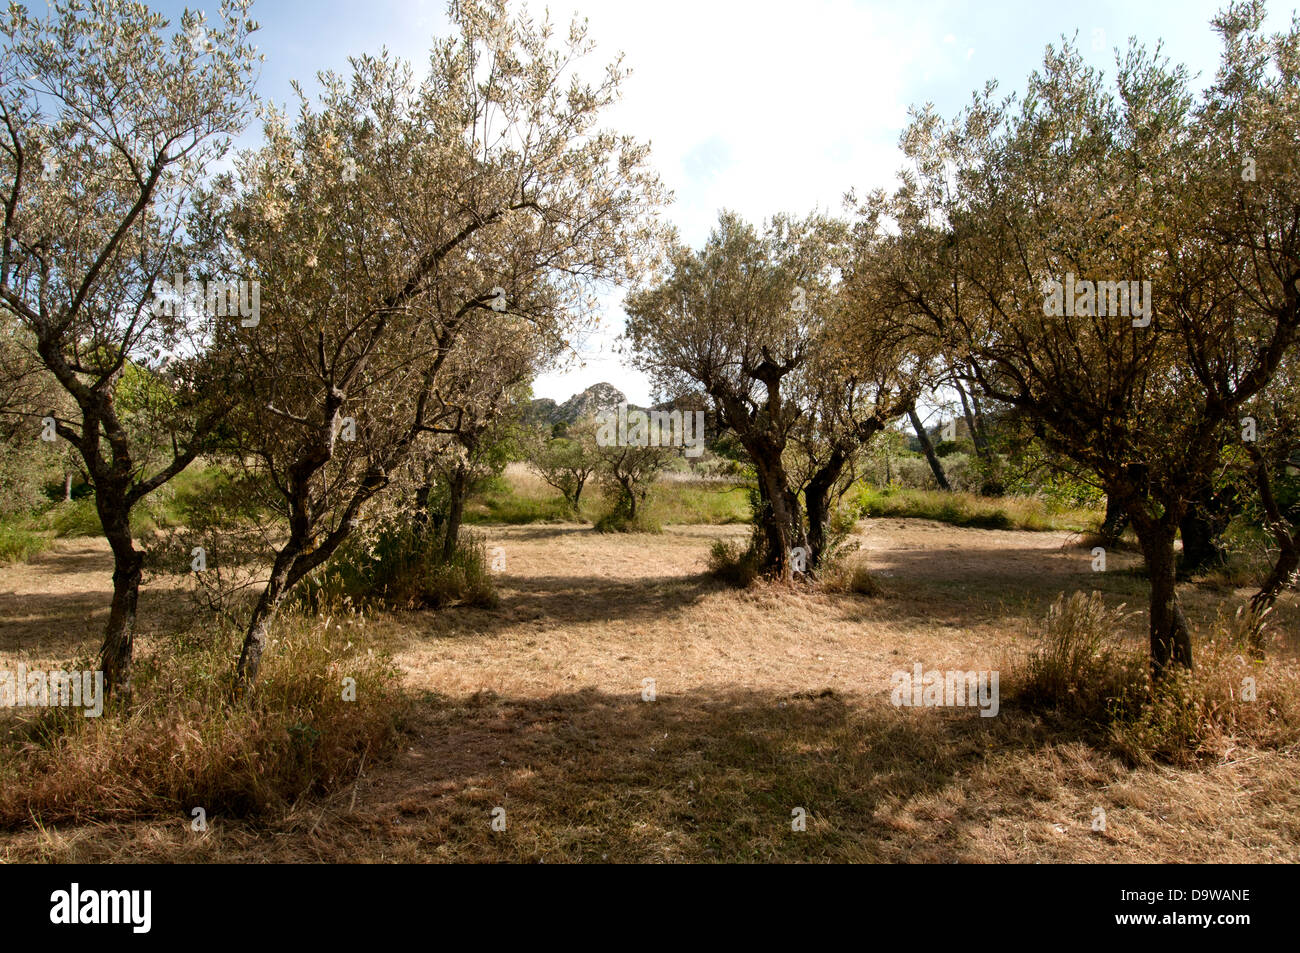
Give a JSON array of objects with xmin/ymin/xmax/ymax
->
[
  {"xmin": 749, "ymin": 447, "xmax": 805, "ymax": 580},
  {"xmin": 234, "ymin": 549, "xmax": 296, "ymax": 693},
  {"xmin": 1132, "ymin": 514, "xmax": 1194, "ymax": 678},
  {"xmin": 99, "ymin": 505, "xmax": 142, "ymax": 701}
]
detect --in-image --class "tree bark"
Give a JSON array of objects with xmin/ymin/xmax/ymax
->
[
  {"xmin": 99, "ymin": 507, "xmax": 142, "ymax": 702},
  {"xmin": 63, "ymin": 471, "xmax": 73, "ymax": 502},
  {"xmin": 440, "ymin": 466, "xmax": 469, "ymax": 562},
  {"xmin": 1132, "ymin": 515, "xmax": 1194, "ymax": 678},
  {"xmin": 804, "ymin": 443, "xmax": 851, "ymax": 569},
  {"xmin": 234, "ymin": 569, "xmax": 291, "ymax": 694},
  {"xmin": 749, "ymin": 449, "xmax": 804, "ymax": 580},
  {"xmin": 233, "ymin": 543, "xmax": 300, "ymax": 695},
  {"xmin": 1099, "ymin": 494, "xmax": 1128, "ymax": 547},
  {"xmin": 907, "ymin": 405, "xmax": 950, "ymax": 491},
  {"xmin": 625, "ymin": 484, "xmax": 637, "ymax": 520}
]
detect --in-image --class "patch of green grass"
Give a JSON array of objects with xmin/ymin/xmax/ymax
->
[
  {"xmin": 465, "ymin": 486, "xmax": 578, "ymax": 524},
  {"xmin": 0, "ymin": 519, "xmax": 48, "ymax": 564},
  {"xmin": 464, "ymin": 470, "xmax": 752, "ymax": 526},
  {"xmin": 852, "ymin": 485, "xmax": 1099, "ymax": 533},
  {"xmin": 647, "ymin": 481, "xmax": 751, "ymax": 526}
]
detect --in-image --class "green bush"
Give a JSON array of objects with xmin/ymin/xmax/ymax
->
[
  {"xmin": 46, "ymin": 497, "xmax": 104, "ymax": 537},
  {"xmin": 594, "ymin": 507, "xmax": 662, "ymax": 533},
  {"xmin": 0, "ymin": 439, "xmax": 61, "ymax": 518},
  {"xmin": 307, "ymin": 523, "xmax": 498, "ymax": 610}
]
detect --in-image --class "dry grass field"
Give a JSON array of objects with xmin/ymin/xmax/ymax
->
[{"xmin": 2, "ymin": 517, "xmax": 1298, "ymax": 863}]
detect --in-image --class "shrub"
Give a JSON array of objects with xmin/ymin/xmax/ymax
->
[
  {"xmin": 0, "ymin": 612, "xmax": 408, "ymax": 825},
  {"xmin": 822, "ymin": 559, "xmax": 884, "ymax": 596},
  {"xmin": 594, "ymin": 507, "xmax": 662, "ymax": 534},
  {"xmin": 0, "ymin": 440, "xmax": 60, "ymax": 518},
  {"xmin": 46, "ymin": 497, "xmax": 105, "ymax": 537},
  {"xmin": 1009, "ymin": 592, "xmax": 1300, "ymax": 764},
  {"xmin": 706, "ymin": 539, "xmax": 761, "ymax": 588},
  {"xmin": 308, "ymin": 522, "xmax": 498, "ymax": 610}
]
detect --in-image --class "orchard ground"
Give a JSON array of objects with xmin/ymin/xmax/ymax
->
[{"xmin": 1, "ymin": 494, "xmax": 1297, "ymax": 863}]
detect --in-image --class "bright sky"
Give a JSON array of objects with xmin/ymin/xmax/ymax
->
[{"xmin": 147, "ymin": 0, "xmax": 1297, "ymax": 404}]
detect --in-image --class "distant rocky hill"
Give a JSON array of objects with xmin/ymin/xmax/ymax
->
[{"xmin": 525, "ymin": 382, "xmax": 628, "ymax": 428}]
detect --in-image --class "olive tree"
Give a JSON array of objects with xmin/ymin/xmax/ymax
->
[
  {"xmin": 626, "ymin": 211, "xmax": 920, "ymax": 576},
  {"xmin": 625, "ymin": 213, "xmax": 838, "ymax": 578},
  {"xmin": 867, "ymin": 6, "xmax": 1300, "ymax": 676},
  {"xmin": 0, "ymin": 0, "xmax": 259, "ymax": 696},
  {"xmin": 528, "ymin": 416, "xmax": 600, "ymax": 511},
  {"xmin": 217, "ymin": 0, "xmax": 664, "ymax": 690}
]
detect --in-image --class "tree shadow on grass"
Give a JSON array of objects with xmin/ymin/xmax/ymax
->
[
  {"xmin": 0, "ymin": 542, "xmax": 189, "ymax": 658},
  {"xmin": 391, "ymin": 571, "xmax": 724, "ymax": 640},
  {"xmin": 312, "ymin": 684, "xmax": 1108, "ymax": 863}
]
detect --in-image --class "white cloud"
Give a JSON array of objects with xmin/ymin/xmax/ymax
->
[
  {"xmin": 581, "ymin": 0, "xmax": 937, "ymax": 244},
  {"xmin": 525, "ymin": 0, "xmax": 946, "ymax": 402}
]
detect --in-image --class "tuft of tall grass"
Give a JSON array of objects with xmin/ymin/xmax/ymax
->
[
  {"xmin": 0, "ymin": 520, "xmax": 48, "ymax": 564},
  {"xmin": 1011, "ymin": 591, "xmax": 1146, "ymax": 722},
  {"xmin": 706, "ymin": 539, "xmax": 761, "ymax": 588},
  {"xmin": 0, "ymin": 612, "xmax": 407, "ymax": 826},
  {"xmin": 820, "ymin": 558, "xmax": 884, "ymax": 596},
  {"xmin": 1008, "ymin": 591, "xmax": 1300, "ymax": 764},
  {"xmin": 1108, "ymin": 608, "xmax": 1300, "ymax": 764}
]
